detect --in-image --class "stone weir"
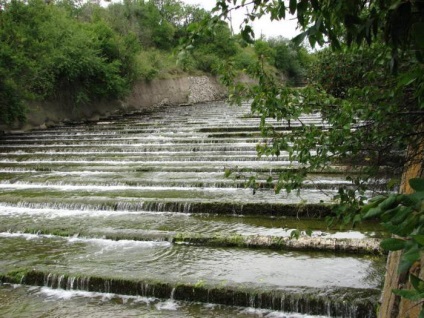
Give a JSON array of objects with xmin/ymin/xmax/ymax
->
[
  {"xmin": 0, "ymin": 100, "xmax": 386, "ymax": 317},
  {"xmin": 1, "ymin": 270, "xmax": 379, "ymax": 318}
]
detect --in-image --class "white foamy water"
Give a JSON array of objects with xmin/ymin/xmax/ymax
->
[
  {"xmin": 0, "ymin": 159, "xmax": 297, "ymax": 166},
  {"xmin": 67, "ymin": 236, "xmax": 171, "ymax": 248},
  {"xmin": 0, "ymin": 232, "xmax": 171, "ymax": 248},
  {"xmin": 0, "ymin": 232, "xmax": 55, "ymax": 240},
  {"xmin": 0, "ymin": 182, "xmax": 240, "ymax": 192},
  {"xmin": 0, "ymin": 204, "xmax": 191, "ymax": 217},
  {"xmin": 37, "ymin": 286, "xmax": 155, "ymax": 304},
  {"xmin": 155, "ymin": 299, "xmax": 180, "ymax": 311},
  {"xmin": 240, "ymin": 307, "xmax": 330, "ymax": 318}
]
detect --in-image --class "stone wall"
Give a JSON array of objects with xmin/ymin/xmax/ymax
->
[
  {"xmin": 187, "ymin": 76, "xmax": 226, "ymax": 104},
  {"xmin": 1, "ymin": 75, "xmax": 227, "ymax": 132}
]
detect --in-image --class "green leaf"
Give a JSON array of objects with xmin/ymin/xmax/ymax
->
[
  {"xmin": 398, "ymin": 71, "xmax": 418, "ymax": 87},
  {"xmin": 290, "ymin": 229, "xmax": 300, "ymax": 239},
  {"xmin": 412, "ymin": 235, "xmax": 424, "ymax": 246},
  {"xmin": 389, "ymin": 1, "xmax": 402, "ymax": 11},
  {"xmin": 368, "ymin": 195, "xmax": 387, "ymax": 204},
  {"xmin": 241, "ymin": 25, "xmax": 255, "ymax": 43},
  {"xmin": 410, "ymin": 274, "xmax": 424, "ymax": 293},
  {"xmin": 362, "ymin": 207, "xmax": 383, "ymax": 219},
  {"xmin": 289, "ymin": 0, "xmax": 297, "ymax": 15},
  {"xmin": 397, "ymin": 216, "xmax": 420, "ymax": 237},
  {"xmin": 392, "ymin": 288, "xmax": 424, "ymax": 301},
  {"xmin": 408, "ymin": 192, "xmax": 424, "ymax": 204},
  {"xmin": 278, "ymin": 3, "xmax": 286, "ymax": 19},
  {"xmin": 420, "ymin": 307, "xmax": 424, "ymax": 318},
  {"xmin": 399, "ymin": 257, "xmax": 415, "ymax": 274},
  {"xmin": 410, "ymin": 178, "xmax": 424, "ymax": 192},
  {"xmin": 353, "ymin": 214, "xmax": 362, "ymax": 224},
  {"xmin": 310, "ymin": 0, "xmax": 319, "ymax": 11},
  {"xmin": 297, "ymin": 0, "xmax": 307, "ymax": 15},
  {"xmin": 224, "ymin": 169, "xmax": 232, "ymax": 178},
  {"xmin": 292, "ymin": 32, "xmax": 307, "ymax": 46},
  {"xmin": 308, "ymin": 34, "xmax": 316, "ymax": 48},
  {"xmin": 380, "ymin": 238, "xmax": 406, "ymax": 251},
  {"xmin": 412, "ymin": 22, "xmax": 424, "ymax": 49},
  {"xmin": 378, "ymin": 195, "xmax": 398, "ymax": 211},
  {"xmin": 389, "ymin": 206, "xmax": 412, "ymax": 225},
  {"xmin": 403, "ymin": 245, "xmax": 420, "ymax": 263}
]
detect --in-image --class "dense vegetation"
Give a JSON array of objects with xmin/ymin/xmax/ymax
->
[{"xmin": 0, "ymin": 0, "xmax": 309, "ymax": 125}]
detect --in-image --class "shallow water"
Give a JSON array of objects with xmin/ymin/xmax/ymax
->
[
  {"xmin": 0, "ymin": 232, "xmax": 383, "ymax": 290},
  {"xmin": 0, "ymin": 101, "xmax": 386, "ymax": 317},
  {"xmin": 0, "ymin": 284, "xmax": 330, "ymax": 318},
  {"xmin": 0, "ymin": 204, "xmax": 383, "ymax": 239}
]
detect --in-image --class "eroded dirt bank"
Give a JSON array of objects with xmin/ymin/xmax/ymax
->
[{"xmin": 1, "ymin": 76, "xmax": 226, "ymax": 132}]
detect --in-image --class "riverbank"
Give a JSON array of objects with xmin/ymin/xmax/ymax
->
[{"xmin": 0, "ymin": 76, "xmax": 227, "ymax": 132}]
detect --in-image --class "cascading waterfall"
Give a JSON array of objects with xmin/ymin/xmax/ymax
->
[
  {"xmin": 0, "ymin": 101, "xmax": 387, "ymax": 318},
  {"xmin": 0, "ymin": 270, "xmax": 376, "ymax": 317}
]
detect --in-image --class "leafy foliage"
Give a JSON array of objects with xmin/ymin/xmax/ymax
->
[
  {"xmin": 180, "ymin": 7, "xmax": 309, "ymax": 83},
  {"xmin": 212, "ymin": 0, "xmax": 424, "ymax": 105},
  {"xmin": 267, "ymin": 36, "xmax": 312, "ymax": 84},
  {"xmin": 0, "ymin": 0, "xmax": 138, "ymax": 123},
  {"xmin": 308, "ymin": 45, "xmax": 382, "ymax": 99},
  {"xmin": 0, "ymin": 77, "xmax": 26, "ymax": 124},
  {"xmin": 208, "ymin": 0, "xmax": 423, "ymax": 200},
  {"xmin": 203, "ymin": 0, "xmax": 424, "ymax": 313},
  {"xmin": 362, "ymin": 178, "xmax": 424, "ymax": 315}
]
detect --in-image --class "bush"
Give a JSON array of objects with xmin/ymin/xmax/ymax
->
[
  {"xmin": 267, "ymin": 37, "xmax": 311, "ymax": 84},
  {"xmin": 232, "ymin": 47, "xmax": 256, "ymax": 70},
  {"xmin": 136, "ymin": 49, "xmax": 183, "ymax": 80},
  {"xmin": 0, "ymin": 77, "xmax": 26, "ymax": 124},
  {"xmin": 308, "ymin": 46, "xmax": 379, "ymax": 98},
  {"xmin": 0, "ymin": 0, "xmax": 140, "ymax": 123}
]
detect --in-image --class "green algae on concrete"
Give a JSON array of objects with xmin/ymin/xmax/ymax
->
[
  {"xmin": 3, "ymin": 269, "xmax": 379, "ymax": 317},
  {"xmin": 1, "ymin": 269, "xmax": 29, "ymax": 284},
  {"xmin": 140, "ymin": 201, "xmax": 333, "ymax": 217},
  {"xmin": 0, "ymin": 198, "xmax": 334, "ymax": 216}
]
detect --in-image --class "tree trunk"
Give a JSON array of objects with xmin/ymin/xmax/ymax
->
[{"xmin": 378, "ymin": 139, "xmax": 424, "ymax": 318}]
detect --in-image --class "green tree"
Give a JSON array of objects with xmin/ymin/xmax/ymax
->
[
  {"xmin": 0, "ymin": 0, "xmax": 139, "ymax": 124},
  {"xmin": 200, "ymin": 1, "xmax": 424, "ymax": 317},
  {"xmin": 181, "ymin": 19, "xmax": 240, "ymax": 73},
  {"xmin": 266, "ymin": 36, "xmax": 312, "ymax": 84}
]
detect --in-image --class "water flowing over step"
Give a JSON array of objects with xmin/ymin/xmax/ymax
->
[
  {"xmin": 0, "ymin": 101, "xmax": 386, "ymax": 317},
  {"xmin": 1, "ymin": 271, "xmax": 378, "ymax": 317},
  {"xmin": 0, "ymin": 284, "xmax": 370, "ymax": 318},
  {"xmin": 0, "ymin": 233, "xmax": 382, "ymax": 317}
]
